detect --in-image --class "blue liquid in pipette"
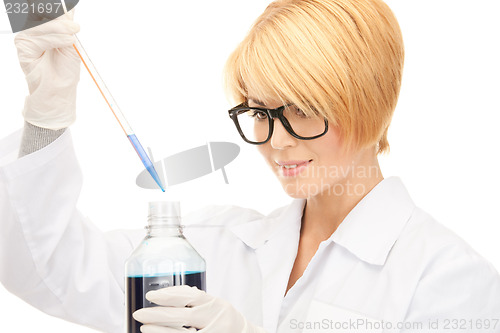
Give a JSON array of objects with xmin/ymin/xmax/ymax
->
[{"xmin": 127, "ymin": 134, "xmax": 165, "ymax": 192}]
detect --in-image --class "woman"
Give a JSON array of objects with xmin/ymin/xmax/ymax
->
[{"xmin": 1, "ymin": 0, "xmax": 500, "ymax": 332}]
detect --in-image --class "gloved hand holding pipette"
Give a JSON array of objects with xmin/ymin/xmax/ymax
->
[
  {"xmin": 14, "ymin": 5, "xmax": 164, "ymax": 191},
  {"xmin": 15, "ymin": 10, "xmax": 80, "ymax": 131}
]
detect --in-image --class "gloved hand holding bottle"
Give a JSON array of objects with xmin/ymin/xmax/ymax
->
[
  {"xmin": 133, "ymin": 285, "xmax": 267, "ymax": 333},
  {"xmin": 14, "ymin": 9, "xmax": 81, "ymax": 130}
]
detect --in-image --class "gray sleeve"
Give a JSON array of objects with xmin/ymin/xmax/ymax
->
[{"xmin": 18, "ymin": 121, "xmax": 67, "ymax": 158}]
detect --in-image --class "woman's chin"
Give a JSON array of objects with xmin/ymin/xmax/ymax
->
[{"xmin": 280, "ymin": 180, "xmax": 323, "ymax": 199}]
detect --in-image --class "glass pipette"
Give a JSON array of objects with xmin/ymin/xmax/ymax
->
[{"xmin": 60, "ymin": 1, "xmax": 165, "ymax": 192}]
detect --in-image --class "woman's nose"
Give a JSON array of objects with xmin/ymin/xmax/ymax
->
[{"xmin": 270, "ymin": 119, "xmax": 296, "ymax": 149}]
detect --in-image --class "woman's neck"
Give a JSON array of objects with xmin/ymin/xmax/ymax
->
[{"xmin": 301, "ymin": 151, "xmax": 384, "ymax": 242}]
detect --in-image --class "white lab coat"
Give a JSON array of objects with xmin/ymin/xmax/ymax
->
[{"xmin": 1, "ymin": 128, "xmax": 500, "ymax": 333}]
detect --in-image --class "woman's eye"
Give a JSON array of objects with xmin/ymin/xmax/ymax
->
[
  {"xmin": 250, "ymin": 111, "xmax": 268, "ymax": 120},
  {"xmin": 295, "ymin": 109, "xmax": 308, "ymax": 118},
  {"xmin": 290, "ymin": 106, "xmax": 309, "ymax": 119}
]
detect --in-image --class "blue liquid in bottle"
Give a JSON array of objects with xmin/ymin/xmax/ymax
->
[{"xmin": 125, "ymin": 202, "xmax": 206, "ymax": 333}]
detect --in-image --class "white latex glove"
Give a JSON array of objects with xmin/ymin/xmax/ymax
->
[
  {"xmin": 133, "ymin": 285, "xmax": 267, "ymax": 333},
  {"xmin": 14, "ymin": 10, "xmax": 81, "ymax": 130}
]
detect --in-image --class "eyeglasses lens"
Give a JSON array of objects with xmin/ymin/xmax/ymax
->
[{"xmin": 235, "ymin": 106, "xmax": 326, "ymax": 143}]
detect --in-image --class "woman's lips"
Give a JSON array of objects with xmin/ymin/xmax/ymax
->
[{"xmin": 275, "ymin": 160, "xmax": 312, "ymax": 177}]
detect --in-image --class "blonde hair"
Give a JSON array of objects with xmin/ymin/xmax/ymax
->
[{"xmin": 224, "ymin": 0, "xmax": 404, "ymax": 154}]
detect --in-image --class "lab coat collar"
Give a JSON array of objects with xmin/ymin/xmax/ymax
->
[
  {"xmin": 329, "ymin": 177, "xmax": 416, "ymax": 265},
  {"xmin": 229, "ymin": 198, "xmax": 305, "ymax": 250},
  {"xmin": 230, "ymin": 177, "xmax": 416, "ymax": 266}
]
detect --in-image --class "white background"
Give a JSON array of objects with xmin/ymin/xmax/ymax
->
[{"xmin": 1, "ymin": 0, "xmax": 500, "ymax": 331}]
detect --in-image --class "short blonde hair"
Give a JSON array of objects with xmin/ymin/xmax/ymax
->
[{"xmin": 224, "ymin": 0, "xmax": 404, "ymax": 154}]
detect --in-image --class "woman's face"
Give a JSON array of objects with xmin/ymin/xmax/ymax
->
[{"xmin": 249, "ymin": 97, "xmax": 374, "ymax": 199}]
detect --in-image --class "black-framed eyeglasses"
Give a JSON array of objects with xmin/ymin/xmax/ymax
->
[{"xmin": 228, "ymin": 103, "xmax": 329, "ymax": 145}]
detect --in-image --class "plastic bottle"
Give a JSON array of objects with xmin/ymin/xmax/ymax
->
[{"xmin": 125, "ymin": 201, "xmax": 206, "ymax": 333}]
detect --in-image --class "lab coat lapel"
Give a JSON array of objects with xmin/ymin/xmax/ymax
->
[
  {"xmin": 330, "ymin": 177, "xmax": 416, "ymax": 266},
  {"xmin": 256, "ymin": 200, "xmax": 305, "ymax": 331},
  {"xmin": 229, "ymin": 199, "xmax": 305, "ymax": 331}
]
